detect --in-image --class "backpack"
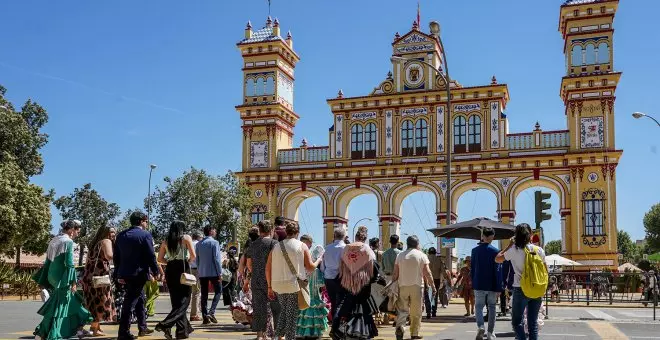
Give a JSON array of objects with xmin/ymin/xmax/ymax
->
[{"xmin": 520, "ymin": 245, "xmax": 548, "ymax": 299}]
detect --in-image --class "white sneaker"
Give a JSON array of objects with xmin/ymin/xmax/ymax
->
[
  {"xmin": 487, "ymin": 332, "xmax": 497, "ymax": 340},
  {"xmin": 476, "ymin": 328, "xmax": 485, "ymax": 339},
  {"xmin": 35, "ymin": 336, "xmax": 42, "ymax": 340}
]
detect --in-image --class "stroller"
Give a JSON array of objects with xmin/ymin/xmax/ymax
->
[{"xmin": 230, "ymin": 289, "xmax": 253, "ymax": 325}]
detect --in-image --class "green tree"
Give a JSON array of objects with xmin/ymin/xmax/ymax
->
[
  {"xmin": 0, "ymin": 86, "xmax": 53, "ymax": 266},
  {"xmin": 53, "ymin": 183, "xmax": 120, "ymax": 265},
  {"xmin": 544, "ymin": 240, "xmax": 561, "ymax": 255},
  {"xmin": 617, "ymin": 230, "xmax": 638, "ymax": 263},
  {"xmin": 644, "ymin": 203, "xmax": 660, "ymax": 253},
  {"xmin": 0, "ymin": 159, "xmax": 54, "ymax": 266},
  {"xmin": 148, "ymin": 168, "xmax": 253, "ymax": 245}
]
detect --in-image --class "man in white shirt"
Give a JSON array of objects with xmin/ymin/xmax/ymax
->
[
  {"xmin": 321, "ymin": 227, "xmax": 346, "ymax": 321},
  {"xmin": 393, "ymin": 235, "xmax": 435, "ymax": 340}
]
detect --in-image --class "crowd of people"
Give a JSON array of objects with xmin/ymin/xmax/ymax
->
[{"xmin": 31, "ymin": 211, "xmax": 551, "ymax": 340}]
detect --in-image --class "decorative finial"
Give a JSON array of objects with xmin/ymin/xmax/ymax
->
[
  {"xmin": 266, "ymin": 16, "xmax": 272, "ymax": 27},
  {"xmin": 273, "ymin": 18, "xmax": 279, "ymax": 27},
  {"xmin": 534, "ymin": 122, "xmax": 541, "ymax": 131},
  {"xmin": 246, "ymin": 20, "xmax": 252, "ymax": 29},
  {"xmin": 412, "ymin": 20, "xmax": 419, "ymax": 30},
  {"xmin": 491, "ymin": 75, "xmax": 497, "ymax": 84},
  {"xmin": 337, "ymin": 89, "xmax": 344, "ymax": 99},
  {"xmin": 394, "ymin": 32, "xmax": 400, "ymax": 40},
  {"xmin": 301, "ymin": 138, "xmax": 308, "ymax": 147},
  {"xmin": 387, "ymin": 71, "xmax": 393, "ymax": 79},
  {"xmin": 286, "ymin": 31, "xmax": 292, "ymax": 39}
]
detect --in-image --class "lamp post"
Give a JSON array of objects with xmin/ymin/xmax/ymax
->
[
  {"xmin": 632, "ymin": 112, "xmax": 660, "ymax": 127},
  {"xmin": 147, "ymin": 164, "xmax": 157, "ymax": 222},
  {"xmin": 351, "ymin": 217, "xmax": 373, "ymax": 239},
  {"xmin": 392, "ymin": 20, "xmax": 453, "ymax": 270}
]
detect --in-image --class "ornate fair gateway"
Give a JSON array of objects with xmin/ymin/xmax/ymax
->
[{"xmin": 236, "ymin": 0, "xmax": 622, "ymax": 268}]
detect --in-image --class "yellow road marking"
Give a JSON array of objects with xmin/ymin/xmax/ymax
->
[{"xmin": 587, "ymin": 321, "xmax": 629, "ymax": 340}]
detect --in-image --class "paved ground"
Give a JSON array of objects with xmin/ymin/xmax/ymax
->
[{"xmin": 2, "ymin": 298, "xmax": 660, "ymax": 339}]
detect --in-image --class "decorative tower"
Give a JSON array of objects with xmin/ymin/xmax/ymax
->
[
  {"xmin": 237, "ymin": 17, "xmax": 300, "ymax": 172},
  {"xmin": 559, "ymin": 0, "xmax": 621, "ymax": 265},
  {"xmin": 559, "ymin": 0, "xmax": 620, "ymax": 151}
]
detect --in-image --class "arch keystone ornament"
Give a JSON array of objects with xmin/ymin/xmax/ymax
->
[{"xmin": 235, "ymin": 4, "xmax": 623, "ymax": 269}]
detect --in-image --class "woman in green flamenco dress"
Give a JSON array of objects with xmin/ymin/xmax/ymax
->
[
  {"xmin": 296, "ymin": 243, "xmax": 329, "ymax": 339},
  {"xmin": 33, "ymin": 220, "xmax": 92, "ymax": 340}
]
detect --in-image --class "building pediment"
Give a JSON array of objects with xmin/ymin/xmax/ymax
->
[{"xmin": 392, "ymin": 30, "xmax": 439, "ymax": 55}]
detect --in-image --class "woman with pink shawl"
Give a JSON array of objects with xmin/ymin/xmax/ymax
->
[{"xmin": 330, "ymin": 229, "xmax": 384, "ymax": 340}]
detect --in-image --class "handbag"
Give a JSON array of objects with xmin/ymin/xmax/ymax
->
[
  {"xmin": 179, "ymin": 245, "xmax": 197, "ymax": 286},
  {"xmin": 91, "ymin": 244, "xmax": 111, "ymax": 288},
  {"xmin": 279, "ymin": 241, "xmax": 310, "ymax": 310}
]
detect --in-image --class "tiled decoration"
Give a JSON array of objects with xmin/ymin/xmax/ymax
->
[
  {"xmin": 580, "ymin": 116, "xmax": 604, "ymax": 148},
  {"xmin": 250, "ymin": 141, "xmax": 269, "ymax": 168}
]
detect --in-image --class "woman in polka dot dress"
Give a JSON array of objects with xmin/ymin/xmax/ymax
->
[{"xmin": 82, "ymin": 226, "xmax": 116, "ymax": 336}]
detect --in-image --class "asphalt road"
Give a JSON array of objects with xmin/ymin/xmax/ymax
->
[{"xmin": 1, "ymin": 299, "xmax": 660, "ymax": 339}]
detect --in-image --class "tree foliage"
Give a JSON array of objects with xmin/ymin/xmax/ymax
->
[
  {"xmin": 544, "ymin": 239, "xmax": 561, "ymax": 255},
  {"xmin": 644, "ymin": 203, "xmax": 660, "ymax": 253},
  {"xmin": 53, "ymin": 183, "xmax": 120, "ymax": 265},
  {"xmin": 148, "ymin": 168, "xmax": 253, "ymax": 245},
  {"xmin": 617, "ymin": 230, "xmax": 639, "ymax": 264},
  {"xmin": 0, "ymin": 86, "xmax": 53, "ymax": 265}
]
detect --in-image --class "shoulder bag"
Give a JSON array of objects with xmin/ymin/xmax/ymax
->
[
  {"xmin": 180, "ymin": 244, "xmax": 197, "ymax": 286},
  {"xmin": 279, "ymin": 241, "xmax": 310, "ymax": 310},
  {"xmin": 92, "ymin": 244, "xmax": 111, "ymax": 288}
]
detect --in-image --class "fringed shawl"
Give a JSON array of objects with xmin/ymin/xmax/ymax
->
[{"xmin": 339, "ymin": 242, "xmax": 374, "ymax": 295}]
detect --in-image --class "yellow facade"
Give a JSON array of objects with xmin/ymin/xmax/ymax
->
[{"xmin": 236, "ymin": 0, "xmax": 622, "ymax": 269}]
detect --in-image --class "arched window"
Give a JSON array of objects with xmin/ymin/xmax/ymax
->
[
  {"xmin": 415, "ymin": 119, "xmax": 428, "ymax": 156},
  {"xmin": 401, "ymin": 120, "xmax": 414, "ymax": 156},
  {"xmin": 256, "ymin": 77, "xmax": 265, "ymax": 96},
  {"xmin": 351, "ymin": 124, "xmax": 364, "ymax": 159},
  {"xmin": 453, "ymin": 116, "xmax": 467, "ymax": 153},
  {"xmin": 246, "ymin": 78, "xmax": 255, "ymax": 96},
  {"xmin": 571, "ymin": 45, "xmax": 583, "ymax": 66},
  {"xmin": 364, "ymin": 123, "xmax": 377, "ymax": 158},
  {"xmin": 265, "ymin": 76, "xmax": 275, "ymax": 95},
  {"xmin": 597, "ymin": 42, "xmax": 609, "ymax": 64},
  {"xmin": 585, "ymin": 43, "xmax": 596, "ymax": 65},
  {"xmin": 468, "ymin": 115, "xmax": 481, "ymax": 152}
]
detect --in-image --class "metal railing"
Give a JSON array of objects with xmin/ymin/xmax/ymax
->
[
  {"xmin": 506, "ymin": 130, "xmax": 570, "ymax": 150},
  {"xmin": 277, "ymin": 146, "xmax": 329, "ymax": 164},
  {"xmin": 539, "ymin": 271, "xmax": 659, "ymax": 321}
]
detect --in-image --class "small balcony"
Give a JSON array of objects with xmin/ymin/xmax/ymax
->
[
  {"xmin": 507, "ymin": 130, "xmax": 569, "ymax": 150},
  {"xmin": 278, "ymin": 146, "xmax": 329, "ymax": 164}
]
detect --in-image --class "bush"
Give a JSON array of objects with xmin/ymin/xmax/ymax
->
[{"xmin": 0, "ymin": 261, "xmax": 41, "ymax": 299}]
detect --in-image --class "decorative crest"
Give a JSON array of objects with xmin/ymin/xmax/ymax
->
[
  {"xmin": 337, "ymin": 89, "xmax": 344, "ymax": 99},
  {"xmin": 491, "ymin": 75, "xmax": 497, "ymax": 84}
]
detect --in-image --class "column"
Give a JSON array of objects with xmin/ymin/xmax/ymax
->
[
  {"xmin": 497, "ymin": 211, "xmax": 516, "ymax": 250},
  {"xmin": 323, "ymin": 216, "xmax": 348, "ymax": 245},
  {"xmin": 436, "ymin": 212, "xmax": 457, "ymax": 272},
  {"xmin": 378, "ymin": 215, "xmax": 401, "ymax": 249},
  {"xmin": 560, "ymin": 209, "xmax": 571, "ymax": 254}
]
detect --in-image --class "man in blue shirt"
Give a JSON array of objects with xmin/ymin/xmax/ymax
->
[
  {"xmin": 321, "ymin": 227, "xmax": 346, "ymax": 320},
  {"xmin": 471, "ymin": 227, "xmax": 502, "ymax": 340},
  {"xmin": 195, "ymin": 225, "xmax": 222, "ymax": 324}
]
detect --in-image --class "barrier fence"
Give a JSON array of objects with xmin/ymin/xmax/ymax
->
[{"xmin": 541, "ymin": 271, "xmax": 659, "ymax": 320}]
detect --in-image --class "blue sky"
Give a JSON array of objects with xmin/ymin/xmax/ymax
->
[{"xmin": 1, "ymin": 0, "xmax": 658, "ymax": 257}]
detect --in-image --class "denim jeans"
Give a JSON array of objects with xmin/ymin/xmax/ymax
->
[
  {"xmin": 511, "ymin": 287, "xmax": 542, "ymax": 340},
  {"xmin": 474, "ymin": 290, "xmax": 498, "ymax": 333}
]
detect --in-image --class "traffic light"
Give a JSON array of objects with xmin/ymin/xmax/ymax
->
[{"xmin": 534, "ymin": 190, "xmax": 552, "ymax": 228}]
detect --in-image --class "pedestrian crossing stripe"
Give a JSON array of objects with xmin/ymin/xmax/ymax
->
[{"xmin": 11, "ymin": 319, "xmax": 452, "ymax": 339}]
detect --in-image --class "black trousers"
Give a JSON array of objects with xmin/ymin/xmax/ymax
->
[
  {"xmin": 200, "ymin": 277, "xmax": 222, "ymax": 317},
  {"xmin": 500, "ymin": 289, "xmax": 508, "ymax": 314},
  {"xmin": 158, "ymin": 260, "xmax": 193, "ymax": 337},
  {"xmin": 325, "ymin": 278, "xmax": 344, "ymax": 319},
  {"xmin": 118, "ymin": 276, "xmax": 148, "ymax": 338},
  {"xmin": 222, "ymin": 279, "xmax": 235, "ymax": 306}
]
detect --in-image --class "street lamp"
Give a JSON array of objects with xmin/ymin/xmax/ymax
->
[
  {"xmin": 632, "ymin": 112, "xmax": 660, "ymax": 127},
  {"xmin": 147, "ymin": 164, "xmax": 157, "ymax": 222},
  {"xmin": 392, "ymin": 20, "xmax": 453, "ymax": 269},
  {"xmin": 351, "ymin": 217, "xmax": 373, "ymax": 239}
]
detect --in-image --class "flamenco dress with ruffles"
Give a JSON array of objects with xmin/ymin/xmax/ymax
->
[
  {"xmin": 32, "ymin": 234, "xmax": 92, "ymax": 340},
  {"xmin": 296, "ymin": 268, "xmax": 329, "ymax": 338}
]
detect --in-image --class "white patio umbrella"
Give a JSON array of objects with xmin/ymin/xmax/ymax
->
[{"xmin": 545, "ymin": 254, "xmax": 582, "ymax": 266}]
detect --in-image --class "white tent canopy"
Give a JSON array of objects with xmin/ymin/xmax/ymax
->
[
  {"xmin": 618, "ymin": 262, "xmax": 642, "ymax": 272},
  {"xmin": 545, "ymin": 254, "xmax": 582, "ymax": 266}
]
